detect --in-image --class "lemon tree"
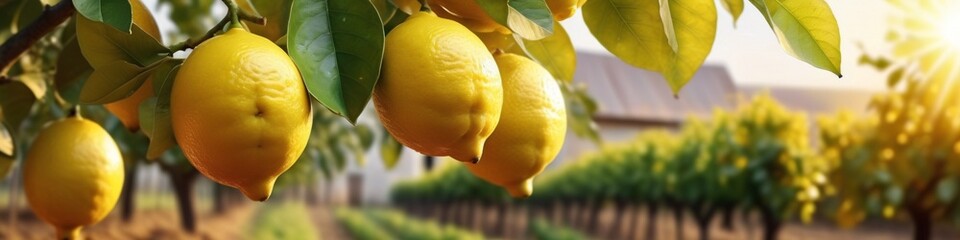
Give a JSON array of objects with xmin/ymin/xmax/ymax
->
[
  {"xmin": 391, "ymin": 95, "xmax": 826, "ymax": 240},
  {"xmin": 0, "ymin": 0, "xmax": 845, "ymax": 237},
  {"xmin": 815, "ymin": 2, "xmax": 960, "ymax": 239}
]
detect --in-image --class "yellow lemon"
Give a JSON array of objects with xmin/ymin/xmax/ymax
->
[
  {"xmin": 103, "ymin": 0, "xmax": 162, "ymax": 131},
  {"xmin": 171, "ymin": 28, "xmax": 312, "ymax": 201},
  {"xmin": 466, "ymin": 52, "xmax": 566, "ymax": 198},
  {"xmin": 23, "ymin": 115, "xmax": 124, "ymax": 239},
  {"xmin": 547, "ymin": 0, "xmax": 588, "ymax": 21},
  {"xmin": 374, "ymin": 12, "xmax": 502, "ymax": 163},
  {"xmin": 429, "ymin": 0, "xmax": 511, "ymax": 34}
]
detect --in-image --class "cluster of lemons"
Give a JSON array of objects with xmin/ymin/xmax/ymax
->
[
  {"xmin": 376, "ymin": 0, "xmax": 587, "ymax": 198},
  {"xmin": 22, "ymin": 0, "xmax": 583, "ymax": 238}
]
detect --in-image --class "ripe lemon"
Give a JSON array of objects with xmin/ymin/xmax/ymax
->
[
  {"xmin": 466, "ymin": 52, "xmax": 566, "ymax": 198},
  {"xmin": 171, "ymin": 28, "xmax": 312, "ymax": 201},
  {"xmin": 374, "ymin": 12, "xmax": 502, "ymax": 163},
  {"xmin": 428, "ymin": 0, "xmax": 511, "ymax": 34},
  {"xmin": 23, "ymin": 115, "xmax": 124, "ymax": 239},
  {"xmin": 103, "ymin": 0, "xmax": 162, "ymax": 131},
  {"xmin": 548, "ymin": 0, "xmax": 588, "ymax": 21}
]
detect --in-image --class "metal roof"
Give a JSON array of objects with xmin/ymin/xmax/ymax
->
[{"xmin": 573, "ymin": 52, "xmax": 738, "ymax": 124}]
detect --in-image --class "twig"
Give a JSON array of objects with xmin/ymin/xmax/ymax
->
[
  {"xmin": 166, "ymin": 0, "xmax": 265, "ymax": 53},
  {"xmin": 0, "ymin": 0, "xmax": 75, "ymax": 79}
]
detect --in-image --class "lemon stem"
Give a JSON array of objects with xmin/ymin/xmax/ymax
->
[
  {"xmin": 168, "ymin": 0, "xmax": 265, "ymax": 53},
  {"xmin": 68, "ymin": 105, "xmax": 81, "ymax": 118},
  {"xmin": 418, "ymin": 0, "xmax": 431, "ymax": 12},
  {"xmin": 223, "ymin": 0, "xmax": 243, "ymax": 30},
  {"xmin": 56, "ymin": 227, "xmax": 82, "ymax": 240}
]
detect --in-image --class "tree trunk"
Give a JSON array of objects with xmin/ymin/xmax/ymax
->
[
  {"xmin": 212, "ymin": 184, "xmax": 226, "ymax": 214},
  {"xmin": 587, "ymin": 200, "xmax": 604, "ymax": 234},
  {"xmin": 645, "ymin": 203, "xmax": 659, "ymax": 240},
  {"xmin": 671, "ymin": 204, "xmax": 684, "ymax": 240},
  {"xmin": 721, "ymin": 205, "xmax": 735, "ymax": 231},
  {"xmin": 760, "ymin": 206, "xmax": 781, "ymax": 240},
  {"xmin": 626, "ymin": 204, "xmax": 641, "ymax": 240},
  {"xmin": 306, "ymin": 178, "xmax": 319, "ymax": 205},
  {"xmin": 908, "ymin": 207, "xmax": 933, "ymax": 240},
  {"xmin": 7, "ymin": 165, "xmax": 20, "ymax": 235},
  {"xmin": 578, "ymin": 200, "xmax": 592, "ymax": 230},
  {"xmin": 120, "ymin": 160, "xmax": 139, "ymax": 222},
  {"xmin": 170, "ymin": 171, "xmax": 199, "ymax": 233},
  {"xmin": 564, "ymin": 201, "xmax": 577, "ymax": 226},
  {"xmin": 611, "ymin": 200, "xmax": 627, "ymax": 239},
  {"xmin": 468, "ymin": 201, "xmax": 479, "ymax": 231},
  {"xmin": 693, "ymin": 205, "xmax": 717, "ymax": 240},
  {"xmin": 496, "ymin": 203, "xmax": 509, "ymax": 237}
]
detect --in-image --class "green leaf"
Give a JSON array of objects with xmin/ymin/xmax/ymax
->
[
  {"xmin": 239, "ymin": 0, "xmax": 293, "ymax": 41},
  {"xmin": 13, "ymin": 62, "xmax": 47, "ymax": 100},
  {"xmin": 475, "ymin": 0, "xmax": 554, "ymax": 40},
  {"xmin": 507, "ymin": 0, "xmax": 553, "ymax": 40},
  {"xmin": 561, "ymin": 83, "xmax": 600, "ymax": 145},
  {"xmin": 475, "ymin": 0, "xmax": 509, "ymax": 24},
  {"xmin": 380, "ymin": 127, "xmax": 403, "ymax": 170},
  {"xmin": 139, "ymin": 61, "xmax": 182, "ymax": 160},
  {"xmin": 583, "ymin": 0, "xmax": 716, "ymax": 93},
  {"xmin": 658, "ymin": 0, "xmax": 718, "ymax": 93},
  {"xmin": 0, "ymin": 81, "xmax": 36, "ymax": 129},
  {"xmin": 886, "ymin": 67, "xmax": 905, "ymax": 88},
  {"xmin": 80, "ymin": 58, "xmax": 168, "ymax": 104},
  {"xmin": 287, "ymin": 0, "xmax": 385, "ymax": 124},
  {"xmin": 0, "ymin": 121, "xmax": 12, "ymax": 178},
  {"xmin": 750, "ymin": 0, "xmax": 842, "ymax": 76},
  {"xmin": 515, "ymin": 21, "xmax": 575, "ymax": 82},
  {"xmin": 370, "ymin": 0, "xmax": 397, "ymax": 24},
  {"xmin": 720, "ymin": 0, "xmax": 744, "ymax": 26},
  {"xmin": 75, "ymin": 15, "xmax": 169, "ymax": 68},
  {"xmin": 0, "ymin": 121, "xmax": 13, "ymax": 158},
  {"xmin": 355, "ymin": 124, "xmax": 375, "ymax": 150},
  {"xmin": 383, "ymin": 9, "xmax": 408, "ymax": 33},
  {"xmin": 54, "ymin": 37, "xmax": 93, "ymax": 104},
  {"xmin": 73, "ymin": 0, "xmax": 132, "ymax": 33},
  {"xmin": 584, "ymin": 0, "xmax": 670, "ymax": 72},
  {"xmin": 1, "ymin": 0, "xmax": 42, "ymax": 38},
  {"xmin": 936, "ymin": 177, "xmax": 958, "ymax": 203}
]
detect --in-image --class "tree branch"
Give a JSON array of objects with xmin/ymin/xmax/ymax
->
[
  {"xmin": 167, "ymin": 0, "xmax": 265, "ymax": 53},
  {"xmin": 0, "ymin": 0, "xmax": 75, "ymax": 78}
]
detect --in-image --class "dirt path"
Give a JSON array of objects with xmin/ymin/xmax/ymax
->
[
  {"xmin": 0, "ymin": 204, "xmax": 257, "ymax": 240},
  {"xmin": 310, "ymin": 205, "xmax": 351, "ymax": 240}
]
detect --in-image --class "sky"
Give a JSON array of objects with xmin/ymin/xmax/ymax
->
[{"xmin": 144, "ymin": 0, "xmax": 892, "ymax": 91}]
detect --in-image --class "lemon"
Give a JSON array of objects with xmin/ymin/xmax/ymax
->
[
  {"xmin": 171, "ymin": 28, "xmax": 312, "ymax": 201},
  {"xmin": 547, "ymin": 0, "xmax": 588, "ymax": 21},
  {"xmin": 103, "ymin": 0, "xmax": 162, "ymax": 131},
  {"xmin": 23, "ymin": 115, "xmax": 124, "ymax": 240},
  {"xmin": 466, "ymin": 52, "xmax": 566, "ymax": 198},
  {"xmin": 374, "ymin": 12, "xmax": 502, "ymax": 163},
  {"xmin": 429, "ymin": 0, "xmax": 511, "ymax": 34}
]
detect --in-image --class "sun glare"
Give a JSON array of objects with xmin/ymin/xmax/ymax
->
[{"xmin": 940, "ymin": 12, "xmax": 960, "ymax": 48}]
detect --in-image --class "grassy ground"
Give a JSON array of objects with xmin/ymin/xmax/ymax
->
[{"xmin": 247, "ymin": 201, "xmax": 320, "ymax": 240}]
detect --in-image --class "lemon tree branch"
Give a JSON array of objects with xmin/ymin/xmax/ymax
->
[
  {"xmin": 0, "ymin": 0, "xmax": 75, "ymax": 81},
  {"xmin": 167, "ymin": 0, "xmax": 265, "ymax": 53}
]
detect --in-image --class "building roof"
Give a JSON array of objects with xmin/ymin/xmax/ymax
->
[{"xmin": 574, "ymin": 52, "xmax": 738, "ymax": 124}]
